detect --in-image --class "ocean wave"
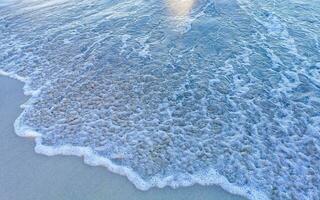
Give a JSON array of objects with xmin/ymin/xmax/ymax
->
[{"xmin": 1, "ymin": 0, "xmax": 320, "ymax": 199}]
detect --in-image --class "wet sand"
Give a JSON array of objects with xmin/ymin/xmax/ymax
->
[{"xmin": 0, "ymin": 75, "xmax": 246, "ymax": 200}]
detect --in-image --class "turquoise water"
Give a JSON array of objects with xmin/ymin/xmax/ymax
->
[{"xmin": 0, "ymin": 0, "xmax": 319, "ymax": 199}]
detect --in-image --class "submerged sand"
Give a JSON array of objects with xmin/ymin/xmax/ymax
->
[{"xmin": 0, "ymin": 75, "xmax": 246, "ymax": 200}]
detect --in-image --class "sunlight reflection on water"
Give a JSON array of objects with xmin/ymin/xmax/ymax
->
[{"xmin": 166, "ymin": 0, "xmax": 196, "ymax": 17}]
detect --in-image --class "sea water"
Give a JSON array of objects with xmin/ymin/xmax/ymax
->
[{"xmin": 0, "ymin": 0, "xmax": 319, "ymax": 199}]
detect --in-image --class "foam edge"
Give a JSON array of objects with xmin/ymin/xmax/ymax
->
[{"xmin": 2, "ymin": 70, "xmax": 269, "ymax": 200}]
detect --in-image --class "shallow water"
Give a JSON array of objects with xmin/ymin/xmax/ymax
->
[
  {"xmin": 0, "ymin": 0, "xmax": 319, "ymax": 199},
  {"xmin": 0, "ymin": 75, "xmax": 246, "ymax": 200}
]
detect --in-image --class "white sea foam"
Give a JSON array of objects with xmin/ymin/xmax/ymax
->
[
  {"xmin": 13, "ymin": 112, "xmax": 268, "ymax": 200},
  {"xmin": 3, "ymin": 61, "xmax": 268, "ymax": 200}
]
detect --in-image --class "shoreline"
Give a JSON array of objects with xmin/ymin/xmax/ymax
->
[{"xmin": 0, "ymin": 74, "xmax": 248, "ymax": 200}]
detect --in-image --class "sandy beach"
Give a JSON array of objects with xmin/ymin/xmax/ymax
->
[{"xmin": 0, "ymin": 75, "xmax": 246, "ymax": 200}]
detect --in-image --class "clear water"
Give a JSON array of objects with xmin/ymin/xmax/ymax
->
[{"xmin": 0, "ymin": 0, "xmax": 319, "ymax": 199}]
